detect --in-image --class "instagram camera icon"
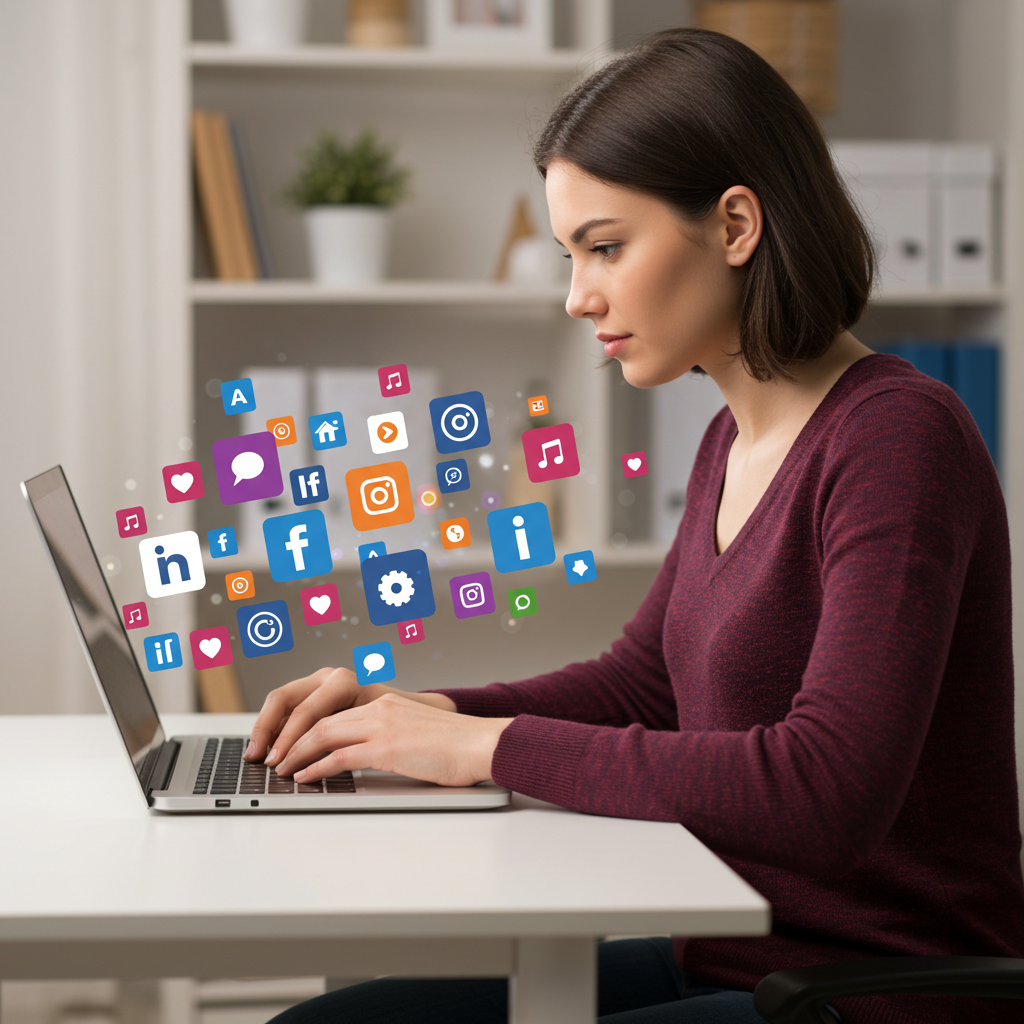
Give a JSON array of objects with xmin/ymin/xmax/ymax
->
[
  {"xmin": 450, "ymin": 572, "xmax": 495, "ymax": 620},
  {"xmin": 345, "ymin": 461, "xmax": 414, "ymax": 531}
]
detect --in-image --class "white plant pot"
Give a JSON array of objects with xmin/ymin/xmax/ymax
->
[
  {"xmin": 304, "ymin": 206, "xmax": 393, "ymax": 285},
  {"xmin": 224, "ymin": 0, "xmax": 308, "ymax": 48}
]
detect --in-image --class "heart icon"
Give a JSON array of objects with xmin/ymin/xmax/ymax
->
[
  {"xmin": 627, "ymin": 458, "xmax": 642, "ymax": 472},
  {"xmin": 171, "ymin": 473, "xmax": 194, "ymax": 493},
  {"xmin": 198, "ymin": 637, "xmax": 221, "ymax": 659},
  {"xmin": 309, "ymin": 595, "xmax": 331, "ymax": 616}
]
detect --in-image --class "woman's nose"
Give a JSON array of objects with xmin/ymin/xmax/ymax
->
[{"xmin": 565, "ymin": 270, "xmax": 608, "ymax": 321}]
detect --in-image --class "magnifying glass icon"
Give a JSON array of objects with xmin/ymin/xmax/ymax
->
[{"xmin": 514, "ymin": 594, "xmax": 531, "ymax": 612}]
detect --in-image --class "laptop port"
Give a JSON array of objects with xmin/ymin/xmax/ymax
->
[
  {"xmin": 215, "ymin": 799, "xmax": 230, "ymax": 808},
  {"xmin": 250, "ymin": 799, "xmax": 259, "ymax": 807}
]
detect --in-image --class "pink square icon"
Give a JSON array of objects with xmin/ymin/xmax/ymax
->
[
  {"xmin": 622, "ymin": 451, "xmax": 648, "ymax": 478},
  {"xmin": 116, "ymin": 506, "xmax": 147, "ymax": 538},
  {"xmin": 301, "ymin": 583, "xmax": 341, "ymax": 626},
  {"xmin": 397, "ymin": 619, "xmax": 424, "ymax": 644},
  {"xmin": 522, "ymin": 424, "xmax": 581, "ymax": 483},
  {"xmin": 189, "ymin": 626, "xmax": 233, "ymax": 669},
  {"xmin": 162, "ymin": 461, "xmax": 205, "ymax": 503},
  {"xmin": 378, "ymin": 363, "xmax": 410, "ymax": 397},
  {"xmin": 122, "ymin": 602, "xmax": 149, "ymax": 630}
]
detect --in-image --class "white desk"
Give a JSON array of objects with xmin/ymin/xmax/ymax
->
[{"xmin": 0, "ymin": 714, "xmax": 770, "ymax": 1023}]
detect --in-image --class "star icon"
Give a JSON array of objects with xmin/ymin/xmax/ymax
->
[{"xmin": 572, "ymin": 559, "xmax": 588, "ymax": 577}]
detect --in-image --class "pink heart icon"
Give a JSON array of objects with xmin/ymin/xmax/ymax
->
[
  {"xmin": 309, "ymin": 595, "xmax": 331, "ymax": 616},
  {"xmin": 627, "ymin": 458, "xmax": 641, "ymax": 471},
  {"xmin": 170, "ymin": 473, "xmax": 193, "ymax": 493},
  {"xmin": 198, "ymin": 637, "xmax": 221, "ymax": 659}
]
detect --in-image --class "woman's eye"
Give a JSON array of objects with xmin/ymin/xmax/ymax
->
[{"xmin": 589, "ymin": 244, "xmax": 620, "ymax": 258}]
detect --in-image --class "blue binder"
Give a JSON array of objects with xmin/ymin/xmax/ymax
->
[{"xmin": 950, "ymin": 343, "xmax": 999, "ymax": 470}]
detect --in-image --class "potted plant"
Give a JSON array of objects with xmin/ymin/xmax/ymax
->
[{"xmin": 286, "ymin": 129, "xmax": 410, "ymax": 285}]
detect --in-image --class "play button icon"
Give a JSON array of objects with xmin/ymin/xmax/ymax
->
[
  {"xmin": 377, "ymin": 421, "xmax": 396, "ymax": 443},
  {"xmin": 367, "ymin": 411, "xmax": 409, "ymax": 454}
]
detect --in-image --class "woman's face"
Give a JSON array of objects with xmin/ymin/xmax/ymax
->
[{"xmin": 546, "ymin": 159, "xmax": 759, "ymax": 388}]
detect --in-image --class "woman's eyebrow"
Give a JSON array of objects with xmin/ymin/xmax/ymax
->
[{"xmin": 553, "ymin": 218, "xmax": 623, "ymax": 247}]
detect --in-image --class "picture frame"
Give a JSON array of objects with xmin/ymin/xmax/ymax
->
[{"xmin": 425, "ymin": 0, "xmax": 552, "ymax": 54}]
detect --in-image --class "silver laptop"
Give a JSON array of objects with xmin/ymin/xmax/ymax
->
[{"xmin": 22, "ymin": 466, "xmax": 510, "ymax": 813}]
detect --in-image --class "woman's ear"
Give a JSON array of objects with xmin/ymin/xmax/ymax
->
[{"xmin": 717, "ymin": 186, "xmax": 763, "ymax": 267}]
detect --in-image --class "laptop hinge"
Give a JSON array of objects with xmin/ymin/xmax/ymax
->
[{"xmin": 146, "ymin": 739, "xmax": 181, "ymax": 797}]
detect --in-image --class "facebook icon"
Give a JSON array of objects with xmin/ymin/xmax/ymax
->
[
  {"xmin": 290, "ymin": 465, "xmax": 328, "ymax": 506},
  {"xmin": 207, "ymin": 526, "xmax": 238, "ymax": 558},
  {"xmin": 263, "ymin": 509, "xmax": 333, "ymax": 582}
]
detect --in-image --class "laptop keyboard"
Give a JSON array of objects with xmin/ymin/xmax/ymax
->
[{"xmin": 192, "ymin": 738, "xmax": 356, "ymax": 796}]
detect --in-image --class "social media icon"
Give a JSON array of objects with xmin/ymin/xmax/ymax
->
[
  {"xmin": 367, "ymin": 411, "xmax": 409, "ymax": 455},
  {"xmin": 212, "ymin": 431, "xmax": 284, "ymax": 505},
  {"xmin": 508, "ymin": 586, "xmax": 538, "ymax": 618},
  {"xmin": 563, "ymin": 550, "xmax": 596, "ymax": 584},
  {"xmin": 378, "ymin": 363, "xmax": 411, "ymax": 397},
  {"xmin": 139, "ymin": 531, "xmax": 206, "ymax": 598},
  {"xmin": 162, "ymin": 461, "xmax": 205, "ymax": 503},
  {"xmin": 266, "ymin": 416, "xmax": 297, "ymax": 446},
  {"xmin": 360, "ymin": 548, "xmax": 435, "ymax": 626},
  {"xmin": 189, "ymin": 626, "xmax": 233, "ymax": 669},
  {"xmin": 116, "ymin": 506, "xmax": 147, "ymax": 538},
  {"xmin": 436, "ymin": 458, "xmax": 469, "ymax": 494},
  {"xmin": 301, "ymin": 583, "xmax": 341, "ymax": 625},
  {"xmin": 309, "ymin": 411, "xmax": 347, "ymax": 451},
  {"xmin": 397, "ymin": 619, "xmax": 424, "ymax": 644},
  {"xmin": 225, "ymin": 570, "xmax": 255, "ymax": 601},
  {"xmin": 144, "ymin": 632, "xmax": 183, "ymax": 672},
  {"xmin": 207, "ymin": 526, "xmax": 238, "ymax": 558},
  {"xmin": 353, "ymin": 641, "xmax": 396, "ymax": 685},
  {"xmin": 440, "ymin": 517, "xmax": 472, "ymax": 549},
  {"xmin": 290, "ymin": 465, "xmax": 329, "ymax": 506},
  {"xmin": 345, "ymin": 461, "xmax": 415, "ymax": 532},
  {"xmin": 488, "ymin": 502, "xmax": 555, "ymax": 573},
  {"xmin": 122, "ymin": 601, "xmax": 149, "ymax": 630},
  {"xmin": 263, "ymin": 509, "xmax": 333, "ymax": 583},
  {"xmin": 221, "ymin": 377, "xmax": 255, "ymax": 416},
  {"xmin": 622, "ymin": 450, "xmax": 648, "ymax": 477},
  {"xmin": 450, "ymin": 572, "xmax": 495, "ymax": 619},
  {"xmin": 358, "ymin": 541, "xmax": 387, "ymax": 562},
  {"xmin": 429, "ymin": 391, "xmax": 491, "ymax": 454},
  {"xmin": 528, "ymin": 395, "xmax": 549, "ymax": 417},
  {"xmin": 237, "ymin": 600, "xmax": 294, "ymax": 659},
  {"xmin": 522, "ymin": 424, "xmax": 580, "ymax": 483}
]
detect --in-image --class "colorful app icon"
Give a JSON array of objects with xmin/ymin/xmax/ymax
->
[
  {"xmin": 225, "ymin": 570, "xmax": 255, "ymax": 601},
  {"xmin": 353, "ymin": 641, "xmax": 396, "ymax": 685},
  {"xmin": 528, "ymin": 395, "xmax": 549, "ymax": 416},
  {"xmin": 116, "ymin": 506, "xmax": 147, "ymax": 538},
  {"xmin": 221, "ymin": 377, "xmax": 255, "ymax": 416},
  {"xmin": 440, "ymin": 517, "xmax": 471, "ymax": 549},
  {"xmin": 139, "ymin": 531, "xmax": 206, "ymax": 598},
  {"xmin": 367, "ymin": 411, "xmax": 409, "ymax": 455},
  {"xmin": 450, "ymin": 572, "xmax": 495, "ymax": 619},
  {"xmin": 508, "ymin": 586, "xmax": 538, "ymax": 618},
  {"xmin": 290, "ymin": 465, "xmax": 328, "ymax": 506},
  {"xmin": 212, "ymin": 431, "xmax": 284, "ymax": 506},
  {"xmin": 358, "ymin": 541, "xmax": 387, "ymax": 562},
  {"xmin": 429, "ymin": 390, "xmax": 491, "ymax": 454},
  {"xmin": 436, "ymin": 458, "xmax": 469, "ymax": 494},
  {"xmin": 207, "ymin": 526, "xmax": 238, "ymax": 558},
  {"xmin": 122, "ymin": 601, "xmax": 149, "ymax": 630},
  {"xmin": 189, "ymin": 626, "xmax": 234, "ymax": 669},
  {"xmin": 266, "ymin": 415, "xmax": 297, "ymax": 446},
  {"xmin": 360, "ymin": 548, "xmax": 435, "ymax": 626},
  {"xmin": 522, "ymin": 424, "xmax": 580, "ymax": 483},
  {"xmin": 378, "ymin": 363, "xmax": 411, "ymax": 397},
  {"xmin": 622, "ymin": 451, "xmax": 648, "ymax": 477},
  {"xmin": 309, "ymin": 411, "xmax": 347, "ymax": 451},
  {"xmin": 416, "ymin": 484, "xmax": 440, "ymax": 514},
  {"xmin": 345, "ymin": 461, "xmax": 415, "ymax": 532},
  {"xmin": 263, "ymin": 509, "xmax": 333, "ymax": 583},
  {"xmin": 144, "ymin": 632, "xmax": 183, "ymax": 672},
  {"xmin": 237, "ymin": 601, "xmax": 294, "ymax": 659},
  {"xmin": 397, "ymin": 619, "xmax": 424, "ymax": 644},
  {"xmin": 162, "ymin": 461, "xmax": 205, "ymax": 503},
  {"xmin": 488, "ymin": 502, "xmax": 555, "ymax": 573},
  {"xmin": 564, "ymin": 550, "xmax": 597, "ymax": 584},
  {"xmin": 301, "ymin": 583, "xmax": 341, "ymax": 625}
]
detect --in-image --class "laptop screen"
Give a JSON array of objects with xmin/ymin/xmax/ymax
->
[{"xmin": 22, "ymin": 466, "xmax": 165, "ymax": 791}]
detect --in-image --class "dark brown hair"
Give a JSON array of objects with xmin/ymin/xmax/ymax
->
[{"xmin": 535, "ymin": 28, "xmax": 875, "ymax": 382}]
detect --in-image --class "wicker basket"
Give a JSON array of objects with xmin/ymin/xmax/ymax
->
[{"xmin": 696, "ymin": 1, "xmax": 838, "ymax": 113}]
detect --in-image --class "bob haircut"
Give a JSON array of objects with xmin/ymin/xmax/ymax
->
[{"xmin": 534, "ymin": 28, "xmax": 875, "ymax": 382}]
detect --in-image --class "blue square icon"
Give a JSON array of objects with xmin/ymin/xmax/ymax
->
[
  {"xmin": 353, "ymin": 641, "xmax": 396, "ymax": 685},
  {"xmin": 263, "ymin": 509, "xmax": 334, "ymax": 582},
  {"xmin": 358, "ymin": 541, "xmax": 387, "ymax": 563},
  {"xmin": 221, "ymin": 378, "xmax": 255, "ymax": 416},
  {"xmin": 360, "ymin": 548, "xmax": 436, "ymax": 626},
  {"xmin": 436, "ymin": 458, "xmax": 470, "ymax": 494},
  {"xmin": 290, "ymin": 465, "xmax": 329, "ymax": 506},
  {"xmin": 237, "ymin": 601, "xmax": 294, "ymax": 658},
  {"xmin": 563, "ymin": 550, "xmax": 596, "ymax": 584},
  {"xmin": 309, "ymin": 411, "xmax": 347, "ymax": 451},
  {"xmin": 488, "ymin": 502, "xmax": 556, "ymax": 572},
  {"xmin": 429, "ymin": 391, "xmax": 491, "ymax": 454},
  {"xmin": 207, "ymin": 526, "xmax": 239, "ymax": 558},
  {"xmin": 144, "ymin": 632, "xmax": 183, "ymax": 672}
]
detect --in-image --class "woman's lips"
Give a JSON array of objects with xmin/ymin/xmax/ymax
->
[{"xmin": 598, "ymin": 333, "xmax": 631, "ymax": 358}]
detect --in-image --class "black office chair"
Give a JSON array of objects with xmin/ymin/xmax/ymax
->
[{"xmin": 753, "ymin": 956, "xmax": 1024, "ymax": 1023}]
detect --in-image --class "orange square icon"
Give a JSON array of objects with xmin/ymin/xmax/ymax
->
[
  {"xmin": 440, "ymin": 517, "xmax": 472, "ymax": 549},
  {"xmin": 345, "ymin": 461, "xmax": 415, "ymax": 532},
  {"xmin": 225, "ymin": 570, "xmax": 255, "ymax": 601},
  {"xmin": 528, "ymin": 395, "xmax": 549, "ymax": 417},
  {"xmin": 266, "ymin": 416, "xmax": 297, "ymax": 446}
]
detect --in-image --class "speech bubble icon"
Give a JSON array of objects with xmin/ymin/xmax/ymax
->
[
  {"xmin": 362, "ymin": 651, "xmax": 386, "ymax": 675},
  {"xmin": 231, "ymin": 450, "xmax": 265, "ymax": 486},
  {"xmin": 445, "ymin": 467, "xmax": 462, "ymax": 484},
  {"xmin": 514, "ymin": 593, "xmax": 531, "ymax": 612}
]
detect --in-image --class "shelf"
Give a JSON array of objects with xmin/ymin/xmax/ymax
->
[{"xmin": 869, "ymin": 284, "xmax": 1004, "ymax": 307}]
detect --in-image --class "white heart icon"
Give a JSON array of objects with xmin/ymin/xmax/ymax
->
[
  {"xmin": 170, "ymin": 473, "xmax": 193, "ymax": 493},
  {"xmin": 198, "ymin": 637, "xmax": 221, "ymax": 659},
  {"xmin": 309, "ymin": 595, "xmax": 331, "ymax": 616},
  {"xmin": 627, "ymin": 458, "xmax": 642, "ymax": 472}
]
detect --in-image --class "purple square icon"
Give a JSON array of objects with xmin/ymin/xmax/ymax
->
[
  {"xmin": 450, "ymin": 571, "xmax": 495, "ymax": 619},
  {"xmin": 212, "ymin": 431, "xmax": 284, "ymax": 505}
]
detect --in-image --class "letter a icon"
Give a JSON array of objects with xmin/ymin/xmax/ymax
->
[
  {"xmin": 231, "ymin": 389, "xmax": 246, "ymax": 406},
  {"xmin": 221, "ymin": 377, "xmax": 255, "ymax": 416}
]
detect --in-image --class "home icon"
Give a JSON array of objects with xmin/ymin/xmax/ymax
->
[{"xmin": 309, "ymin": 411, "xmax": 347, "ymax": 451}]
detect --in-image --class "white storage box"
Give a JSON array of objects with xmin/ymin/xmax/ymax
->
[{"xmin": 933, "ymin": 144, "xmax": 995, "ymax": 286}]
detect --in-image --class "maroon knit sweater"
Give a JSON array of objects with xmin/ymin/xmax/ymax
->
[{"xmin": 435, "ymin": 355, "xmax": 1024, "ymax": 1024}]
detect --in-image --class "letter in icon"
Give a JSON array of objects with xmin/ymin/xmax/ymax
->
[
  {"xmin": 622, "ymin": 450, "xmax": 648, "ymax": 477},
  {"xmin": 398, "ymin": 618, "xmax": 424, "ymax": 645},
  {"xmin": 290, "ymin": 465, "xmax": 329, "ymax": 506},
  {"xmin": 563, "ymin": 550, "xmax": 597, "ymax": 584},
  {"xmin": 189, "ymin": 626, "xmax": 233, "ymax": 669},
  {"xmin": 237, "ymin": 600, "xmax": 294, "ymax": 659},
  {"xmin": 162, "ymin": 461, "xmax": 205, "ymax": 503},
  {"xmin": 122, "ymin": 601, "xmax": 149, "ymax": 630},
  {"xmin": 528, "ymin": 395, "xmax": 549, "ymax": 417},
  {"xmin": 358, "ymin": 541, "xmax": 387, "ymax": 562},
  {"xmin": 353, "ymin": 641, "xmax": 396, "ymax": 685},
  {"xmin": 429, "ymin": 390, "xmax": 491, "ymax": 454},
  {"xmin": 360, "ymin": 548, "xmax": 435, "ymax": 626},
  {"xmin": 301, "ymin": 583, "xmax": 341, "ymax": 625},
  {"xmin": 345, "ymin": 461, "xmax": 415, "ymax": 531},
  {"xmin": 144, "ymin": 632, "xmax": 183, "ymax": 672},
  {"xmin": 309, "ymin": 411, "xmax": 347, "ymax": 451},
  {"xmin": 225, "ymin": 570, "xmax": 255, "ymax": 601},
  {"xmin": 221, "ymin": 377, "xmax": 255, "ymax": 416},
  {"xmin": 139, "ymin": 532, "xmax": 206, "ymax": 598},
  {"xmin": 377, "ymin": 363, "xmax": 411, "ymax": 397},
  {"xmin": 116, "ymin": 506, "xmax": 147, "ymax": 538},
  {"xmin": 487, "ymin": 502, "xmax": 555, "ymax": 573},
  {"xmin": 367, "ymin": 411, "xmax": 409, "ymax": 455},
  {"xmin": 508, "ymin": 586, "xmax": 538, "ymax": 618},
  {"xmin": 212, "ymin": 431, "xmax": 283, "ymax": 505},
  {"xmin": 436, "ymin": 458, "xmax": 470, "ymax": 494},
  {"xmin": 440, "ymin": 517, "xmax": 472, "ymax": 550},
  {"xmin": 521, "ymin": 424, "xmax": 580, "ymax": 483},
  {"xmin": 450, "ymin": 571, "xmax": 495, "ymax": 619},
  {"xmin": 263, "ymin": 509, "xmax": 333, "ymax": 582},
  {"xmin": 207, "ymin": 526, "xmax": 238, "ymax": 558},
  {"xmin": 266, "ymin": 416, "xmax": 297, "ymax": 446}
]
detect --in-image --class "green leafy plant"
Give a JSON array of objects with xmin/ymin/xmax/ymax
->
[{"xmin": 285, "ymin": 129, "xmax": 410, "ymax": 208}]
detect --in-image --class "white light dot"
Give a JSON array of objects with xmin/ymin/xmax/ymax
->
[
  {"xmin": 178, "ymin": 437, "xmax": 193, "ymax": 451},
  {"xmin": 502, "ymin": 464, "xmax": 509, "ymax": 471},
  {"xmin": 350, "ymin": 616, "xmax": 360, "ymax": 625},
  {"xmin": 210, "ymin": 593, "xmax": 223, "ymax": 605},
  {"xmin": 125, "ymin": 479, "xmax": 136, "ymax": 491},
  {"xmin": 513, "ymin": 515, "xmax": 524, "ymax": 527},
  {"xmin": 478, "ymin": 453, "xmax": 494, "ymax": 468},
  {"xmin": 156, "ymin": 514, "xmax": 164, "ymax": 521}
]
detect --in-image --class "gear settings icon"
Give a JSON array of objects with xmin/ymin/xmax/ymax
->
[{"xmin": 378, "ymin": 569, "xmax": 415, "ymax": 607}]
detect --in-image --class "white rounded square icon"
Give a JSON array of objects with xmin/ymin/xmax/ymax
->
[
  {"xmin": 139, "ymin": 531, "xmax": 206, "ymax": 598},
  {"xmin": 360, "ymin": 475, "xmax": 399, "ymax": 515},
  {"xmin": 367, "ymin": 411, "xmax": 409, "ymax": 455}
]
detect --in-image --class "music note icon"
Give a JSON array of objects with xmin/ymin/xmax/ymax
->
[
  {"xmin": 537, "ymin": 438, "xmax": 564, "ymax": 469},
  {"xmin": 123, "ymin": 514, "xmax": 139, "ymax": 533},
  {"xmin": 129, "ymin": 609, "xmax": 142, "ymax": 623},
  {"xmin": 405, "ymin": 623, "xmax": 417, "ymax": 638},
  {"xmin": 522, "ymin": 424, "xmax": 580, "ymax": 483},
  {"xmin": 377, "ymin": 363, "xmax": 411, "ymax": 397},
  {"xmin": 386, "ymin": 372, "xmax": 402, "ymax": 390},
  {"xmin": 397, "ymin": 618, "xmax": 424, "ymax": 645},
  {"xmin": 122, "ymin": 601, "xmax": 149, "ymax": 630},
  {"xmin": 115, "ymin": 505, "xmax": 147, "ymax": 537}
]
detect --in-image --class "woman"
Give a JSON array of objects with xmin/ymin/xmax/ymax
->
[{"xmin": 251, "ymin": 29, "xmax": 1024, "ymax": 1024}]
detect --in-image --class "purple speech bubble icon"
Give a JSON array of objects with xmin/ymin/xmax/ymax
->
[{"xmin": 212, "ymin": 431, "xmax": 284, "ymax": 505}]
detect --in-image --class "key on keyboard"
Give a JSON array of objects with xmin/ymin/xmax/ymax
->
[{"xmin": 193, "ymin": 738, "xmax": 355, "ymax": 795}]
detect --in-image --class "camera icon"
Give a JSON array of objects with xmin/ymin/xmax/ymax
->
[
  {"xmin": 440, "ymin": 403, "xmax": 479, "ymax": 443},
  {"xmin": 360, "ymin": 475, "xmax": 399, "ymax": 515},
  {"xmin": 225, "ymin": 570, "xmax": 255, "ymax": 602},
  {"xmin": 459, "ymin": 582, "xmax": 485, "ymax": 608}
]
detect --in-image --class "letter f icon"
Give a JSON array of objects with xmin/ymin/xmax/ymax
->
[{"xmin": 284, "ymin": 524, "xmax": 309, "ymax": 571}]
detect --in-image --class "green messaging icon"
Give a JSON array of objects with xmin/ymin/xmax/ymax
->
[{"xmin": 507, "ymin": 586, "xmax": 538, "ymax": 618}]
